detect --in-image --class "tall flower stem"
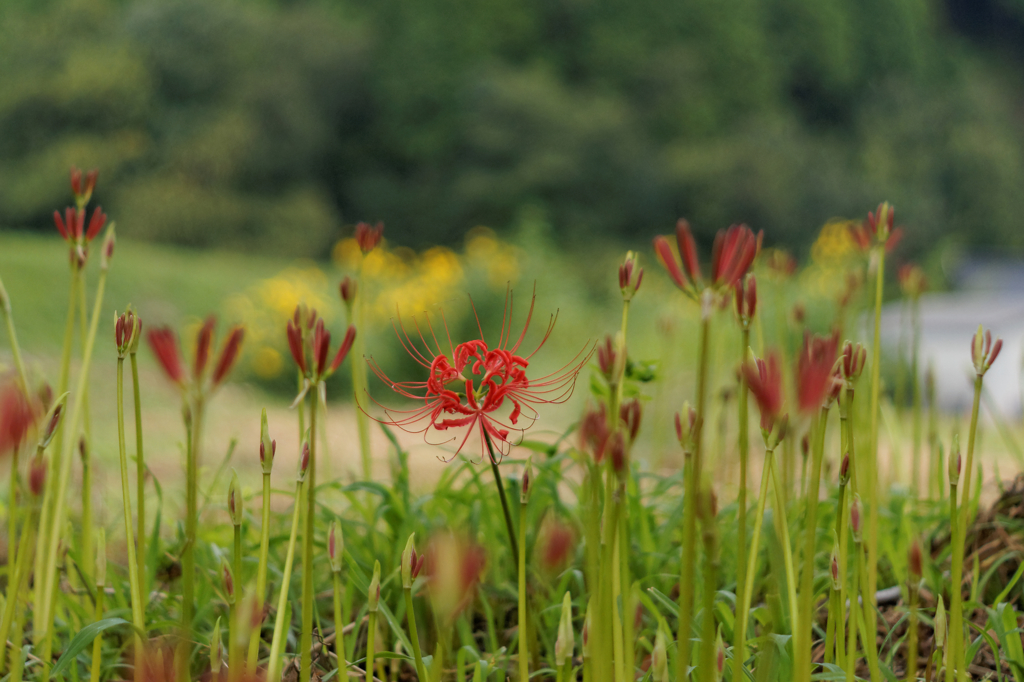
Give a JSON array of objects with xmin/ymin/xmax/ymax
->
[
  {"xmin": 733, "ymin": 327, "xmax": 751, "ymax": 681},
  {"xmin": 266, "ymin": 479, "xmax": 305, "ymax": 682},
  {"xmin": 300, "ymin": 386, "xmax": 320, "ymax": 682},
  {"xmin": 948, "ymin": 475, "xmax": 964, "ymax": 682},
  {"xmin": 771, "ymin": 446, "xmax": 799, "ymax": 638},
  {"xmin": 78, "ymin": 270, "xmax": 94, "ymax": 586},
  {"xmin": 957, "ymin": 376, "xmax": 983, "ymax": 539},
  {"xmin": 90, "ymin": 529, "xmax": 106, "ymax": 682},
  {"xmin": 352, "ymin": 269, "xmax": 373, "ymax": 480},
  {"xmin": 796, "ymin": 408, "xmax": 828, "ymax": 682},
  {"xmin": 179, "ymin": 396, "xmax": 203, "ymax": 682},
  {"xmin": 36, "ymin": 259, "xmax": 108, "ymax": 677},
  {"xmin": 117, "ymin": 356, "xmax": 147, "ymax": 677},
  {"xmin": 697, "ymin": 492, "xmax": 719, "ymax": 682},
  {"xmin": 518, "ymin": 495, "xmax": 529, "ymax": 682},
  {"xmin": 131, "ymin": 351, "xmax": 147, "ymax": 598},
  {"xmin": 0, "ymin": 274, "xmax": 29, "ymax": 393},
  {"xmin": 34, "ymin": 266, "xmax": 80, "ymax": 616},
  {"xmin": 334, "ymin": 571, "xmax": 348, "ymax": 672},
  {"xmin": 485, "ymin": 432, "xmax": 520, "ymax": 565},
  {"xmin": 866, "ymin": 244, "xmax": 885, "ymax": 611},
  {"xmin": 678, "ymin": 311, "xmax": 710, "ymax": 682},
  {"xmin": 230, "ymin": 525, "xmax": 242, "ymax": 681},
  {"xmin": 247, "ymin": 470, "xmax": 273, "ymax": 671},
  {"xmin": 739, "ymin": 447, "xmax": 775, "ymax": 650},
  {"xmin": 910, "ymin": 297, "xmax": 922, "ymax": 499},
  {"xmin": 365, "ymin": 612, "xmax": 377, "ymax": 682},
  {"xmin": 845, "ymin": 533, "xmax": 860, "ymax": 682},
  {"xmin": 0, "ymin": 484, "xmax": 38, "ymax": 674},
  {"xmin": 856, "ymin": 543, "xmax": 881, "ymax": 681},
  {"xmin": 403, "ymin": 587, "xmax": 428, "ymax": 682}
]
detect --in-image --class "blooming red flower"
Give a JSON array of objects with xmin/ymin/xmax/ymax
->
[
  {"xmin": 147, "ymin": 327, "xmax": 185, "ymax": 385},
  {"xmin": 211, "ymin": 326, "xmax": 245, "ymax": 387},
  {"xmin": 370, "ymin": 290, "xmax": 591, "ymax": 461},
  {"xmin": 70, "ymin": 166, "xmax": 98, "ymax": 204},
  {"xmin": 848, "ymin": 202, "xmax": 902, "ymax": 253},
  {"xmin": 742, "ymin": 351, "xmax": 784, "ymax": 430},
  {"xmin": 286, "ymin": 310, "xmax": 355, "ymax": 382},
  {"xmin": 147, "ymin": 317, "xmax": 245, "ymax": 390},
  {"xmin": 795, "ymin": 330, "xmax": 840, "ymax": 413}
]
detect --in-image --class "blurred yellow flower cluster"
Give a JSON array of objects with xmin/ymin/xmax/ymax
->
[
  {"xmin": 231, "ymin": 228, "xmax": 521, "ymax": 380},
  {"xmin": 801, "ymin": 219, "xmax": 861, "ymax": 299}
]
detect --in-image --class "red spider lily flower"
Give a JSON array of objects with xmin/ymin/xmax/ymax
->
[
  {"xmin": 619, "ymin": 251, "xmax": 643, "ymax": 302},
  {"xmin": 424, "ymin": 533, "xmax": 487, "ymax": 623},
  {"xmin": 742, "ymin": 352, "xmax": 784, "ymax": 430},
  {"xmin": 70, "ymin": 166, "xmax": 99, "ymax": 204},
  {"xmin": 674, "ymin": 402, "xmax": 698, "ymax": 451},
  {"xmin": 711, "ymin": 224, "xmax": 761, "ymax": 289},
  {"xmin": 369, "ymin": 290, "xmax": 592, "ymax": 462},
  {"xmin": 354, "ymin": 221, "xmax": 384, "ymax": 253},
  {"xmin": 211, "ymin": 326, "xmax": 245, "ymax": 387},
  {"xmin": 795, "ymin": 330, "xmax": 840, "ymax": 413},
  {"xmin": 194, "ymin": 316, "xmax": 216, "ymax": 379},
  {"xmin": 840, "ymin": 341, "xmax": 867, "ymax": 381},
  {"xmin": 579, "ymin": 404, "xmax": 610, "ymax": 463},
  {"xmin": 285, "ymin": 317, "xmax": 307, "ymax": 375},
  {"xmin": 849, "ymin": 202, "xmax": 903, "ymax": 253},
  {"xmin": 289, "ymin": 314, "xmax": 356, "ymax": 381},
  {"xmin": 898, "ymin": 264, "xmax": 928, "ymax": 299},
  {"xmin": 147, "ymin": 328, "xmax": 186, "ymax": 386},
  {"xmin": 52, "ymin": 206, "xmax": 106, "ymax": 243},
  {"xmin": 734, "ymin": 273, "xmax": 757, "ymax": 326},
  {"xmin": 0, "ymin": 378, "xmax": 37, "ymax": 457},
  {"xmin": 971, "ymin": 325, "xmax": 1002, "ymax": 376},
  {"xmin": 653, "ymin": 219, "xmax": 702, "ymax": 291}
]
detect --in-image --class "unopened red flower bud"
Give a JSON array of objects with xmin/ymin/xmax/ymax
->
[
  {"xmin": 620, "ymin": 398, "xmax": 642, "ymax": 443},
  {"xmin": 38, "ymin": 392, "xmax": 69, "ymax": 450},
  {"xmin": 212, "ymin": 326, "xmax": 244, "ymax": 387},
  {"xmin": 354, "ymin": 221, "xmax": 384, "ymax": 254},
  {"xmin": 675, "ymin": 402, "xmax": 698, "ymax": 450},
  {"xmin": 609, "ymin": 432, "xmax": 627, "ymax": 475},
  {"xmin": 841, "ymin": 341, "xmax": 867, "ymax": 380},
  {"xmin": 148, "ymin": 326, "xmax": 186, "ymax": 386},
  {"xmin": 539, "ymin": 519, "xmax": 574, "ymax": 573},
  {"xmin": 222, "ymin": 561, "xmax": 234, "ymax": 602},
  {"xmin": 328, "ymin": 325, "xmax": 356, "ymax": 375},
  {"xmin": 70, "ymin": 167, "xmax": 82, "ymax": 197},
  {"xmin": 84, "ymin": 206, "xmax": 106, "ymax": 242},
  {"xmin": 100, "ymin": 224, "xmax": 115, "ymax": 271},
  {"xmin": 259, "ymin": 408, "xmax": 275, "ymax": 475},
  {"xmin": 402, "ymin": 533, "xmax": 418, "ymax": 588},
  {"xmin": 830, "ymin": 538, "xmax": 841, "ymax": 590},
  {"xmin": 194, "ymin": 316, "xmax": 216, "ymax": 380},
  {"xmin": 971, "ymin": 325, "xmax": 1002, "ymax": 376},
  {"xmin": 618, "ymin": 251, "xmax": 643, "ymax": 302},
  {"xmin": 909, "ymin": 538, "xmax": 923, "ymax": 580},
  {"xmin": 839, "ymin": 452, "xmax": 850, "ymax": 486},
  {"xmin": 850, "ymin": 494, "xmax": 863, "ymax": 543},
  {"xmin": 734, "ymin": 273, "xmax": 757, "ymax": 325},
  {"xmin": 29, "ymin": 453, "xmax": 47, "ymax": 497},
  {"xmin": 520, "ymin": 458, "xmax": 532, "ymax": 503},
  {"xmin": 339, "ymin": 276, "xmax": 358, "ymax": 307},
  {"xmin": 716, "ymin": 629, "xmax": 726, "ymax": 676}
]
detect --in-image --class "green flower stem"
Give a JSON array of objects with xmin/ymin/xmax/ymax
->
[
  {"xmin": 947, "ymin": 480, "xmax": 963, "ymax": 682},
  {"xmin": 117, "ymin": 357, "xmax": 148, "ymax": 677},
  {"xmin": 179, "ymin": 395, "xmax": 204, "ymax": 682},
  {"xmin": 267, "ymin": 479, "xmax": 305, "ymax": 682},
  {"xmin": 770, "ymin": 447, "xmax": 799, "ymax": 639},
  {"xmin": 845, "ymin": 538, "xmax": 860, "ymax": 682},
  {"xmin": 867, "ymin": 244, "xmax": 886, "ymax": 612},
  {"xmin": 36, "ymin": 263, "xmax": 106, "ymax": 678},
  {"xmin": 0, "ymin": 274, "xmax": 30, "ymax": 393},
  {"xmin": 833, "ymin": 482, "xmax": 848, "ymax": 664},
  {"xmin": 131, "ymin": 352, "xmax": 146, "ymax": 598},
  {"xmin": 485, "ymin": 432, "xmax": 519, "ymax": 565},
  {"xmin": 796, "ymin": 408, "xmax": 828, "ymax": 682},
  {"xmin": 402, "ymin": 588, "xmax": 427, "ymax": 680},
  {"xmin": 229, "ymin": 523, "xmax": 242, "ymax": 681},
  {"xmin": 78, "ymin": 269, "xmax": 94, "ymax": 587},
  {"xmin": 518, "ymin": 498, "xmax": 529, "ymax": 682},
  {"xmin": 335, "ymin": 572, "xmax": 349, "ymax": 673},
  {"xmin": 8, "ymin": 446, "xmax": 18, "ymax": 566},
  {"xmin": 619, "ymin": 512, "xmax": 635, "ymax": 680},
  {"xmin": 856, "ymin": 544, "xmax": 881, "ymax": 681},
  {"xmin": 910, "ymin": 298, "xmax": 922, "ymax": 498},
  {"xmin": 697, "ymin": 508, "xmax": 718, "ymax": 682},
  {"xmin": 0, "ymin": 492, "xmax": 37, "ymax": 674},
  {"xmin": 365, "ymin": 611, "xmax": 377, "ymax": 682},
  {"xmin": 90, "ymin": 584, "xmax": 105, "ymax": 682},
  {"xmin": 739, "ymin": 447, "xmax": 775, "ymax": 648},
  {"xmin": 352, "ymin": 269, "xmax": 373, "ymax": 480},
  {"xmin": 678, "ymin": 312, "xmax": 710, "ymax": 682},
  {"xmin": 300, "ymin": 385, "xmax": 320, "ymax": 682},
  {"xmin": 600, "ymin": 482, "xmax": 624, "ymax": 682},
  {"xmin": 247, "ymin": 471, "xmax": 273, "ymax": 671},
  {"xmin": 733, "ymin": 326, "xmax": 751, "ymax": 682},
  {"xmin": 958, "ymin": 376, "xmax": 983, "ymax": 537},
  {"xmin": 908, "ymin": 581, "xmax": 920, "ymax": 682},
  {"xmin": 34, "ymin": 266, "xmax": 80, "ymax": 617},
  {"xmin": 824, "ymin": 589, "xmax": 837, "ymax": 665}
]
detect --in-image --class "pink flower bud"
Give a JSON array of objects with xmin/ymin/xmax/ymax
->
[
  {"xmin": 354, "ymin": 221, "xmax": 384, "ymax": 253},
  {"xmin": 298, "ymin": 442, "xmax": 310, "ymax": 482},
  {"xmin": 620, "ymin": 398, "xmax": 642, "ymax": 443},
  {"xmin": 29, "ymin": 453, "xmax": 47, "ymax": 497},
  {"xmin": 339, "ymin": 276, "xmax": 358, "ymax": 306}
]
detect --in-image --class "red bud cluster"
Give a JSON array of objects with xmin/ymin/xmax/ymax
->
[
  {"xmin": 970, "ymin": 326, "xmax": 1002, "ymax": 376},
  {"xmin": 0, "ymin": 378, "xmax": 38, "ymax": 458},
  {"xmin": 354, "ymin": 221, "xmax": 384, "ymax": 253},
  {"xmin": 795, "ymin": 330, "xmax": 839, "ymax": 413},
  {"xmin": 620, "ymin": 398, "xmax": 642, "ymax": 443},
  {"xmin": 734, "ymin": 274, "xmax": 757, "ymax": 326},
  {"xmin": 898, "ymin": 264, "xmax": 928, "ymax": 299},
  {"xmin": 654, "ymin": 220, "xmax": 761, "ymax": 298},
  {"xmin": 840, "ymin": 341, "xmax": 867, "ymax": 381},
  {"xmin": 147, "ymin": 317, "xmax": 244, "ymax": 391},
  {"xmin": 849, "ymin": 202, "xmax": 903, "ymax": 253},
  {"xmin": 618, "ymin": 251, "xmax": 643, "ymax": 302},
  {"xmin": 339, "ymin": 276, "xmax": 357, "ymax": 307},
  {"xmin": 286, "ymin": 309, "xmax": 356, "ymax": 382},
  {"xmin": 743, "ymin": 352, "xmax": 784, "ymax": 431}
]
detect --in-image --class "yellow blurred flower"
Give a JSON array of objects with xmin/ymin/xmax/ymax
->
[
  {"xmin": 252, "ymin": 346, "xmax": 283, "ymax": 379},
  {"xmin": 810, "ymin": 219, "xmax": 858, "ymax": 265},
  {"xmin": 466, "ymin": 226, "xmax": 519, "ymax": 287}
]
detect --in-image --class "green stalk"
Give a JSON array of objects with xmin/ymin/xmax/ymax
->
[
  {"xmin": 34, "ymin": 267, "xmax": 79, "ymax": 618},
  {"xmin": 907, "ymin": 581, "xmax": 919, "ymax": 682},
  {"xmin": 352, "ymin": 270, "xmax": 373, "ymax": 480},
  {"xmin": 117, "ymin": 357, "xmax": 148, "ymax": 676},
  {"xmin": 300, "ymin": 386, "xmax": 320, "ymax": 682},
  {"xmin": 796, "ymin": 408, "xmax": 828, "ymax": 682},
  {"xmin": 485, "ymin": 432, "xmax": 520, "ymax": 565},
  {"xmin": 845, "ymin": 539, "xmax": 860, "ymax": 682},
  {"xmin": 947, "ymin": 478, "xmax": 963, "ymax": 682},
  {"xmin": 91, "ymin": 529, "xmax": 106, "ymax": 682},
  {"xmin": 8, "ymin": 446, "xmax": 18, "ymax": 567},
  {"xmin": 0, "ymin": 274, "xmax": 30, "ymax": 393},
  {"xmin": 266, "ymin": 479, "xmax": 305, "ymax": 682},
  {"xmin": 179, "ymin": 396, "xmax": 203, "ymax": 682},
  {"xmin": 825, "ymin": 589, "xmax": 837, "ymax": 665},
  {"xmin": 733, "ymin": 326, "xmax": 751, "ymax": 682},
  {"xmin": 248, "ymin": 471, "xmax": 273, "ymax": 671},
  {"xmin": 36, "ymin": 262, "xmax": 107, "ymax": 677},
  {"xmin": 957, "ymin": 376, "xmax": 983, "ymax": 541},
  {"xmin": 740, "ymin": 447, "xmax": 775, "ymax": 646},
  {"xmin": 366, "ymin": 611, "xmax": 377, "ymax": 682},
  {"xmin": 335, "ymin": 572, "xmax": 349, "ymax": 672},
  {"xmin": 79, "ymin": 269, "xmax": 93, "ymax": 586},
  {"xmin": 770, "ymin": 448, "xmax": 799, "ymax": 637},
  {"xmin": 678, "ymin": 312, "xmax": 710, "ymax": 682},
  {"xmin": 0, "ymin": 490, "xmax": 37, "ymax": 674},
  {"xmin": 856, "ymin": 545, "xmax": 881, "ymax": 681},
  {"xmin": 697, "ymin": 495, "xmax": 718, "ymax": 682},
  {"xmin": 131, "ymin": 352, "xmax": 146, "ymax": 598},
  {"xmin": 600, "ymin": 483, "xmax": 624, "ymax": 682},
  {"xmin": 230, "ymin": 523, "xmax": 242, "ymax": 682},
  {"xmin": 518, "ymin": 497, "xmax": 529, "ymax": 682},
  {"xmin": 866, "ymin": 244, "xmax": 885, "ymax": 611},
  {"xmin": 833, "ymin": 483, "xmax": 848, "ymax": 665}
]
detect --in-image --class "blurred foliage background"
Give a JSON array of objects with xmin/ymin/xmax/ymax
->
[{"xmin": 3, "ymin": 0, "xmax": 1024, "ymax": 257}]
